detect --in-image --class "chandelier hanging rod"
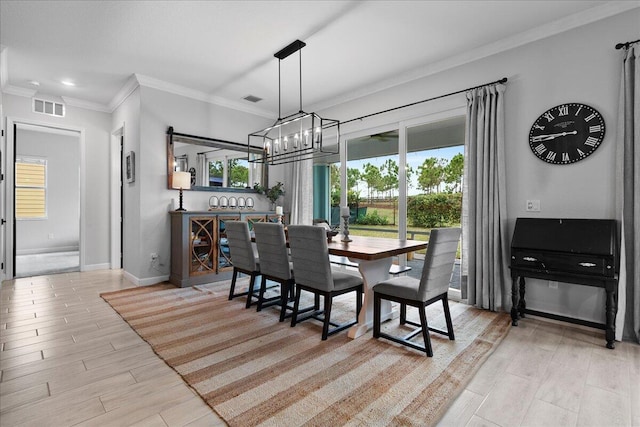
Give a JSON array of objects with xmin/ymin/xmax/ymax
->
[{"xmin": 274, "ymin": 40, "xmax": 307, "ymax": 119}]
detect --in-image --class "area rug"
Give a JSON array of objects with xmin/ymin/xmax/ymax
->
[{"xmin": 101, "ymin": 280, "xmax": 510, "ymax": 426}]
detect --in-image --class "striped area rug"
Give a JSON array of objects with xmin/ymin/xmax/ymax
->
[{"xmin": 101, "ymin": 280, "xmax": 510, "ymax": 426}]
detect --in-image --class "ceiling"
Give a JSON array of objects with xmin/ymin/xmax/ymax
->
[{"xmin": 1, "ymin": 1, "xmax": 635, "ymax": 116}]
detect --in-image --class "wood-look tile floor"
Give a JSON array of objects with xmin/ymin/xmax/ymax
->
[{"xmin": 1, "ymin": 270, "xmax": 638, "ymax": 427}]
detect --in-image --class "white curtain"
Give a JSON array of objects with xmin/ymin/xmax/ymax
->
[
  {"xmin": 285, "ymin": 157, "xmax": 313, "ymax": 225},
  {"xmin": 195, "ymin": 154, "xmax": 208, "ymax": 187},
  {"xmin": 462, "ymin": 83, "xmax": 510, "ymax": 311},
  {"xmin": 615, "ymin": 43, "xmax": 640, "ymax": 343}
]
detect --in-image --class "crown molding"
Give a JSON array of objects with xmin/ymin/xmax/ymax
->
[
  {"xmin": 2, "ymin": 84, "xmax": 36, "ymax": 98},
  {"xmin": 108, "ymin": 74, "xmax": 141, "ymax": 112},
  {"xmin": 0, "ymin": 45, "xmax": 8, "ymax": 89},
  {"xmin": 63, "ymin": 96, "xmax": 111, "ymax": 113},
  {"xmin": 308, "ymin": 1, "xmax": 640, "ymax": 113},
  {"xmin": 132, "ymin": 73, "xmax": 273, "ymax": 118}
]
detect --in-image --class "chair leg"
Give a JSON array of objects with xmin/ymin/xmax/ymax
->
[
  {"xmin": 400, "ymin": 303, "xmax": 407, "ymax": 324},
  {"xmin": 228, "ymin": 268, "xmax": 239, "ymax": 300},
  {"xmin": 290, "ymin": 286, "xmax": 302, "ymax": 327},
  {"xmin": 373, "ymin": 292, "xmax": 381, "ymax": 338},
  {"xmin": 245, "ymin": 273, "xmax": 258, "ymax": 309},
  {"xmin": 418, "ymin": 305, "xmax": 433, "ymax": 357},
  {"xmin": 321, "ymin": 293, "xmax": 333, "ymax": 340},
  {"xmin": 256, "ymin": 276, "xmax": 267, "ymax": 312},
  {"xmin": 279, "ymin": 280, "xmax": 290, "ymax": 322},
  {"xmin": 442, "ymin": 295, "xmax": 455, "ymax": 340}
]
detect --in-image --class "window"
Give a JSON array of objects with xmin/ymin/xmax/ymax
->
[{"xmin": 15, "ymin": 158, "xmax": 47, "ymax": 219}]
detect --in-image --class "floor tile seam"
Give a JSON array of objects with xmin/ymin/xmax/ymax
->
[
  {"xmin": 2, "ymin": 333, "xmax": 76, "ymax": 352},
  {"xmin": 0, "ymin": 348, "xmax": 45, "ymax": 370},
  {"xmin": 536, "ymin": 394, "xmax": 581, "ymax": 415}
]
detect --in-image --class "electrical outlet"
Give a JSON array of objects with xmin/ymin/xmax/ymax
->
[
  {"xmin": 526, "ymin": 200, "xmax": 541, "ymax": 212},
  {"xmin": 549, "ymin": 281, "xmax": 558, "ymax": 289}
]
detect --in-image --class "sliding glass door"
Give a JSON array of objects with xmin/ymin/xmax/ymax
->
[{"xmin": 312, "ymin": 109, "xmax": 466, "ymax": 293}]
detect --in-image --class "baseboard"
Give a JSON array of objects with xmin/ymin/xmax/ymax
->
[
  {"xmin": 123, "ymin": 270, "xmax": 170, "ymax": 287},
  {"xmin": 82, "ymin": 263, "xmax": 111, "ymax": 272},
  {"xmin": 16, "ymin": 246, "xmax": 79, "ymax": 256}
]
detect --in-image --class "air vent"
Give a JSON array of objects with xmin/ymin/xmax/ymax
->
[
  {"xmin": 243, "ymin": 95, "xmax": 263, "ymax": 103},
  {"xmin": 33, "ymin": 98, "xmax": 65, "ymax": 117}
]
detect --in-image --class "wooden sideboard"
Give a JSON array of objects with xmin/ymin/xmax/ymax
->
[{"xmin": 169, "ymin": 211, "xmax": 282, "ymax": 287}]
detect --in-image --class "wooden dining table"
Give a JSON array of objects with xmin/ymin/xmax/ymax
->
[{"xmin": 326, "ymin": 235, "xmax": 428, "ymax": 339}]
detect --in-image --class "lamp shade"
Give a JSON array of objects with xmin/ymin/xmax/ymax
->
[{"xmin": 172, "ymin": 171, "xmax": 191, "ymax": 190}]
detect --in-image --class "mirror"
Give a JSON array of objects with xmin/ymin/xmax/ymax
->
[{"xmin": 167, "ymin": 127, "xmax": 267, "ymax": 192}]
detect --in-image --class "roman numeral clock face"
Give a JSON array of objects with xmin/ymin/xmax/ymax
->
[{"xmin": 529, "ymin": 103, "xmax": 605, "ymax": 165}]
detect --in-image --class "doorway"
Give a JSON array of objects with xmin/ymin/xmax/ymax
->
[
  {"xmin": 13, "ymin": 123, "xmax": 81, "ymax": 277},
  {"xmin": 110, "ymin": 127, "xmax": 124, "ymax": 270}
]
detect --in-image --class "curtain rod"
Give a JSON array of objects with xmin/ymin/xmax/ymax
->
[
  {"xmin": 340, "ymin": 77, "xmax": 508, "ymax": 126},
  {"xmin": 615, "ymin": 38, "xmax": 640, "ymax": 49}
]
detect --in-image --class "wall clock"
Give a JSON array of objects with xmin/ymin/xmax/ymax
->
[{"xmin": 529, "ymin": 103, "xmax": 605, "ymax": 165}]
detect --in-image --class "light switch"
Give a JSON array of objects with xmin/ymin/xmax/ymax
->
[{"xmin": 526, "ymin": 200, "xmax": 540, "ymax": 212}]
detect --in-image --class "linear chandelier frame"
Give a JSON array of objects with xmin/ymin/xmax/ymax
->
[{"xmin": 248, "ymin": 39, "xmax": 340, "ymax": 166}]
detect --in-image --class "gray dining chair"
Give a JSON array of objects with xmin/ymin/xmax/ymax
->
[
  {"xmin": 373, "ymin": 227, "xmax": 461, "ymax": 356},
  {"xmin": 287, "ymin": 225, "xmax": 363, "ymax": 340},
  {"xmin": 253, "ymin": 222, "xmax": 296, "ymax": 320},
  {"xmin": 225, "ymin": 220, "xmax": 261, "ymax": 309}
]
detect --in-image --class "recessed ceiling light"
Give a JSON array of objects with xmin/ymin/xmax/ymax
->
[
  {"xmin": 29, "ymin": 80, "xmax": 40, "ymax": 86},
  {"xmin": 61, "ymin": 80, "xmax": 75, "ymax": 87}
]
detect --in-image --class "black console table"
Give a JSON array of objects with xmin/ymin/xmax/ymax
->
[{"xmin": 510, "ymin": 218, "xmax": 618, "ymax": 349}]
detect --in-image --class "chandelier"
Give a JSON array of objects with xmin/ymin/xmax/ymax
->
[{"xmin": 248, "ymin": 40, "xmax": 339, "ymax": 165}]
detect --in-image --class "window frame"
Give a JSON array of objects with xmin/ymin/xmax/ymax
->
[{"xmin": 15, "ymin": 157, "xmax": 48, "ymax": 220}]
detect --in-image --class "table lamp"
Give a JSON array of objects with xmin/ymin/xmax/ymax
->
[{"xmin": 172, "ymin": 171, "xmax": 191, "ymax": 211}]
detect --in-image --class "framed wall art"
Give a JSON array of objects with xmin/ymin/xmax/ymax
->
[{"xmin": 126, "ymin": 151, "xmax": 135, "ymax": 183}]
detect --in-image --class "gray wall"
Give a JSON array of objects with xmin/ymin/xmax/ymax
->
[{"xmin": 16, "ymin": 126, "xmax": 80, "ymax": 254}]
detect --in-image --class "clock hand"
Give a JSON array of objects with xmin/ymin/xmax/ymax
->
[{"xmin": 531, "ymin": 130, "xmax": 578, "ymax": 142}]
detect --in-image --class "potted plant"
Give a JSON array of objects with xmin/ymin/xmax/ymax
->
[{"xmin": 254, "ymin": 181, "xmax": 284, "ymax": 209}]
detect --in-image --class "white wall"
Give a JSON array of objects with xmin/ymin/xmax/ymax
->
[
  {"xmin": 317, "ymin": 9, "xmax": 639, "ymax": 322},
  {"xmin": 15, "ymin": 127, "xmax": 80, "ymax": 254},
  {"xmin": 2, "ymin": 93, "xmax": 112, "ymax": 271}
]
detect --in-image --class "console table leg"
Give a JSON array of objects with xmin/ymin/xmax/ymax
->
[
  {"xmin": 605, "ymin": 287, "xmax": 617, "ymax": 349},
  {"xmin": 518, "ymin": 277, "xmax": 527, "ymax": 319},
  {"xmin": 511, "ymin": 276, "xmax": 519, "ymax": 326}
]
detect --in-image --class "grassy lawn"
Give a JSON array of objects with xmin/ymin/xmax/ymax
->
[{"xmin": 348, "ymin": 206, "xmax": 461, "ymax": 257}]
